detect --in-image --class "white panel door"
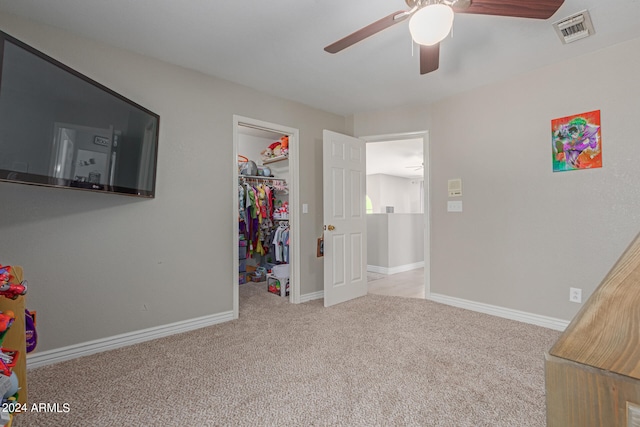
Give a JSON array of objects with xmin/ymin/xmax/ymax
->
[{"xmin": 323, "ymin": 130, "xmax": 367, "ymax": 307}]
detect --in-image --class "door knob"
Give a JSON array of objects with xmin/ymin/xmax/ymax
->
[{"xmin": 327, "ymin": 225, "xmax": 335, "ymax": 231}]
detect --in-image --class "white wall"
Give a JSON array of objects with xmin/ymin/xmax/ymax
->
[
  {"xmin": 238, "ymin": 134, "xmax": 274, "ymax": 167},
  {"xmin": 0, "ymin": 14, "xmax": 346, "ymax": 352},
  {"xmin": 388, "ymin": 214, "xmax": 423, "ymax": 269},
  {"xmin": 367, "ymin": 213, "xmax": 424, "ymax": 271},
  {"xmin": 353, "ymin": 37, "xmax": 640, "ymax": 323},
  {"xmin": 366, "ymin": 214, "xmax": 388, "ymax": 268},
  {"xmin": 367, "ymin": 174, "xmax": 422, "ymax": 213}
]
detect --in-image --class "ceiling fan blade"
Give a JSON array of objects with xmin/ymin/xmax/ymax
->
[
  {"xmin": 324, "ymin": 11, "xmax": 410, "ymax": 54},
  {"xmin": 420, "ymin": 43, "xmax": 440, "ymax": 75},
  {"xmin": 453, "ymin": 0, "xmax": 565, "ymax": 20}
]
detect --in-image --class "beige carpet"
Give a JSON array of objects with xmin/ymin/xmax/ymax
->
[{"xmin": 16, "ymin": 282, "xmax": 560, "ymax": 426}]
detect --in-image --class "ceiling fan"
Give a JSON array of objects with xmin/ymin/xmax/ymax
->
[
  {"xmin": 324, "ymin": 0, "xmax": 565, "ymax": 75},
  {"xmin": 405, "ymin": 162, "xmax": 424, "ymax": 171}
]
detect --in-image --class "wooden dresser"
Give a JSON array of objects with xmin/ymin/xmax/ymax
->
[{"xmin": 546, "ymin": 233, "xmax": 640, "ymax": 426}]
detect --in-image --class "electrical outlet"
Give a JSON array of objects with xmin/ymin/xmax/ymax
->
[{"xmin": 569, "ymin": 287, "xmax": 582, "ymax": 303}]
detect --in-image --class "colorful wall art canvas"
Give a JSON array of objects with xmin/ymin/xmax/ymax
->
[{"xmin": 552, "ymin": 110, "xmax": 602, "ymax": 172}]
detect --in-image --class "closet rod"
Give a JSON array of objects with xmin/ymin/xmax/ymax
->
[{"xmin": 239, "ymin": 175, "xmax": 287, "ymax": 183}]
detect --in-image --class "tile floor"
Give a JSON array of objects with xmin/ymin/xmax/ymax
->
[{"xmin": 367, "ymin": 267, "xmax": 425, "ymax": 299}]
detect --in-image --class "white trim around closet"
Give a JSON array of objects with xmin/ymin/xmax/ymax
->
[{"xmin": 232, "ymin": 115, "xmax": 301, "ymax": 318}]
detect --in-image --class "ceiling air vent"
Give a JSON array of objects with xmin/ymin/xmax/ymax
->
[{"xmin": 553, "ymin": 10, "xmax": 595, "ymax": 44}]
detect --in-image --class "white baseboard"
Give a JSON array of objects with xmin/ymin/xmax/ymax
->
[
  {"xmin": 367, "ymin": 261, "xmax": 424, "ymax": 275},
  {"xmin": 299, "ymin": 291, "xmax": 324, "ymax": 303},
  {"xmin": 428, "ymin": 293, "xmax": 570, "ymax": 331},
  {"xmin": 27, "ymin": 310, "xmax": 235, "ymax": 369}
]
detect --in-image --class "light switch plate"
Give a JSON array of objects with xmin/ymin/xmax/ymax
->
[
  {"xmin": 627, "ymin": 402, "xmax": 640, "ymax": 427},
  {"xmin": 302, "ymin": 203, "xmax": 308, "ymax": 214},
  {"xmin": 447, "ymin": 200, "xmax": 463, "ymax": 212}
]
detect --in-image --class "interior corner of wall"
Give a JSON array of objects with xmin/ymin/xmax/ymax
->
[{"xmin": 345, "ymin": 115, "xmax": 356, "ymax": 136}]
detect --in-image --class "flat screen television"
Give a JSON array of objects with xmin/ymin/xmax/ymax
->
[{"xmin": 0, "ymin": 30, "xmax": 159, "ymax": 198}]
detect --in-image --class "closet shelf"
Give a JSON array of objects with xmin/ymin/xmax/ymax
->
[{"xmin": 262, "ymin": 155, "xmax": 288, "ymax": 165}]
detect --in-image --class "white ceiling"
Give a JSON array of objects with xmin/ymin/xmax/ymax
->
[
  {"xmin": 367, "ymin": 139, "xmax": 424, "ymax": 179},
  {"xmin": 1, "ymin": 0, "xmax": 640, "ymax": 117}
]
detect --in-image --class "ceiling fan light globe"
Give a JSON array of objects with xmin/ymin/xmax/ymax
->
[{"xmin": 409, "ymin": 4, "xmax": 454, "ymax": 46}]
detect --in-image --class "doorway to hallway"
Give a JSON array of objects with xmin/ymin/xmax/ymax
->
[{"xmin": 363, "ymin": 131, "xmax": 430, "ymax": 299}]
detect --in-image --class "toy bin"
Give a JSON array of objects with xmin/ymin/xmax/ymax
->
[
  {"xmin": 271, "ymin": 264, "xmax": 289, "ymax": 279},
  {"xmin": 267, "ymin": 276, "xmax": 289, "ymax": 297},
  {"xmin": 267, "ymin": 264, "xmax": 290, "ymax": 297}
]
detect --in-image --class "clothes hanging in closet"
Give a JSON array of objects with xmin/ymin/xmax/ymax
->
[
  {"xmin": 239, "ymin": 180, "xmax": 288, "ymax": 259},
  {"xmin": 270, "ymin": 222, "xmax": 290, "ymax": 263}
]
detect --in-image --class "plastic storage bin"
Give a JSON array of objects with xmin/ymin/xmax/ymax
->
[
  {"xmin": 267, "ymin": 264, "xmax": 290, "ymax": 297},
  {"xmin": 271, "ymin": 264, "xmax": 289, "ymax": 280},
  {"xmin": 267, "ymin": 276, "xmax": 289, "ymax": 297}
]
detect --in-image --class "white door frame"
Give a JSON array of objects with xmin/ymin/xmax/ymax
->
[
  {"xmin": 361, "ymin": 131, "xmax": 431, "ymax": 298},
  {"xmin": 232, "ymin": 115, "xmax": 301, "ymax": 318}
]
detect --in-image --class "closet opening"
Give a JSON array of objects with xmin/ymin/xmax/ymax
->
[{"xmin": 232, "ymin": 116, "xmax": 300, "ymax": 318}]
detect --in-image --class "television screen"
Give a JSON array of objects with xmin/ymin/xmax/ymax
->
[{"xmin": 0, "ymin": 30, "xmax": 159, "ymax": 198}]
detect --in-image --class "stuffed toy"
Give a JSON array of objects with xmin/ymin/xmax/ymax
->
[
  {"xmin": 260, "ymin": 147, "xmax": 273, "ymax": 160},
  {"xmin": 268, "ymin": 141, "xmax": 282, "ymax": 157},
  {"xmin": 261, "ymin": 137, "xmax": 289, "ymax": 161},
  {"xmin": 0, "ymin": 266, "xmax": 9, "ymax": 289}
]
